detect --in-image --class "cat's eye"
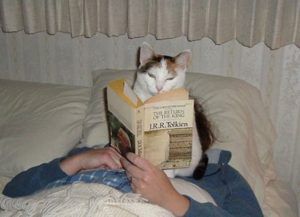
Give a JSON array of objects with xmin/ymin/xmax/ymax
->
[
  {"xmin": 166, "ymin": 77, "xmax": 175, "ymax": 81},
  {"xmin": 148, "ymin": 73, "xmax": 155, "ymax": 78}
]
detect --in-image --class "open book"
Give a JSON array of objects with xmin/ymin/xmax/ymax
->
[{"xmin": 106, "ymin": 79, "xmax": 194, "ymax": 169}]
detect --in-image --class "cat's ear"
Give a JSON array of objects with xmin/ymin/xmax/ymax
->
[
  {"xmin": 175, "ymin": 50, "xmax": 192, "ymax": 69},
  {"xmin": 139, "ymin": 42, "xmax": 155, "ymax": 66}
]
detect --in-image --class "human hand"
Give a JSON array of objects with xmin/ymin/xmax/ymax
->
[
  {"xmin": 121, "ymin": 153, "xmax": 190, "ymax": 216},
  {"xmin": 60, "ymin": 147, "xmax": 122, "ymax": 175}
]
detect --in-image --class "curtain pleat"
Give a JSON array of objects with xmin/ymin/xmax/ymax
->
[
  {"xmin": 69, "ymin": 0, "xmax": 86, "ymax": 37},
  {"xmin": 45, "ymin": 0, "xmax": 57, "ymax": 35},
  {"xmin": 84, "ymin": 0, "xmax": 98, "ymax": 37},
  {"xmin": 236, "ymin": 0, "xmax": 266, "ymax": 48},
  {"xmin": 1, "ymin": 0, "xmax": 300, "ymax": 49},
  {"xmin": 187, "ymin": 0, "xmax": 208, "ymax": 40},
  {"xmin": 0, "ymin": 0, "xmax": 23, "ymax": 32},
  {"xmin": 22, "ymin": 1, "xmax": 45, "ymax": 33},
  {"xmin": 128, "ymin": 0, "xmax": 149, "ymax": 38},
  {"xmin": 265, "ymin": 0, "xmax": 298, "ymax": 49},
  {"xmin": 155, "ymin": 0, "xmax": 185, "ymax": 38}
]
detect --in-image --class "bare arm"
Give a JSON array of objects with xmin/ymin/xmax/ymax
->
[
  {"xmin": 3, "ymin": 147, "xmax": 123, "ymax": 197},
  {"xmin": 60, "ymin": 147, "xmax": 122, "ymax": 175},
  {"xmin": 121, "ymin": 152, "xmax": 190, "ymax": 216}
]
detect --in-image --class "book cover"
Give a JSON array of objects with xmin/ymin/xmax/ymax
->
[{"xmin": 106, "ymin": 79, "xmax": 194, "ymax": 169}]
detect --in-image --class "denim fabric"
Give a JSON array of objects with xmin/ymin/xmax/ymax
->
[
  {"xmin": 182, "ymin": 150, "xmax": 263, "ymax": 217},
  {"xmin": 45, "ymin": 169, "xmax": 132, "ymax": 193}
]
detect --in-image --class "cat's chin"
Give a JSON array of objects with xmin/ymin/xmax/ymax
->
[
  {"xmin": 149, "ymin": 90, "xmax": 158, "ymax": 96},
  {"xmin": 150, "ymin": 90, "xmax": 167, "ymax": 95}
]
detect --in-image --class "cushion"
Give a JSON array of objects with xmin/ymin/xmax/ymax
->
[
  {"xmin": 0, "ymin": 79, "xmax": 91, "ymax": 177},
  {"xmin": 83, "ymin": 69, "xmax": 277, "ymax": 205}
]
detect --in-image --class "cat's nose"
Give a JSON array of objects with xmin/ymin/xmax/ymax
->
[{"xmin": 156, "ymin": 85, "xmax": 163, "ymax": 92}]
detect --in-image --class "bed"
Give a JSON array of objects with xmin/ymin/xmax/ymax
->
[{"xmin": 0, "ymin": 69, "xmax": 298, "ymax": 217}]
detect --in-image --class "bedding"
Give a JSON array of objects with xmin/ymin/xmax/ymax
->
[
  {"xmin": 0, "ymin": 79, "xmax": 91, "ymax": 177},
  {"xmin": 0, "ymin": 179, "xmax": 297, "ymax": 217},
  {"xmin": 0, "ymin": 183, "xmax": 173, "ymax": 217},
  {"xmin": 0, "ymin": 74, "xmax": 298, "ymax": 217}
]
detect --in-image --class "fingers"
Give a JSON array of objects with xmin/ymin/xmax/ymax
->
[
  {"xmin": 126, "ymin": 152, "xmax": 152, "ymax": 171},
  {"xmin": 121, "ymin": 154, "xmax": 156, "ymax": 194},
  {"xmin": 82, "ymin": 147, "xmax": 123, "ymax": 170},
  {"xmin": 101, "ymin": 147, "xmax": 123, "ymax": 169},
  {"xmin": 101, "ymin": 156, "xmax": 121, "ymax": 169},
  {"xmin": 120, "ymin": 157, "xmax": 145, "ymax": 179},
  {"xmin": 107, "ymin": 147, "xmax": 123, "ymax": 166},
  {"xmin": 108, "ymin": 146, "xmax": 123, "ymax": 157}
]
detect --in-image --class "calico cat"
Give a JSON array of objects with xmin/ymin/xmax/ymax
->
[{"xmin": 133, "ymin": 42, "xmax": 214, "ymax": 180}]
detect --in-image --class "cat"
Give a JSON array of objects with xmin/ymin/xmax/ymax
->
[{"xmin": 133, "ymin": 42, "xmax": 214, "ymax": 180}]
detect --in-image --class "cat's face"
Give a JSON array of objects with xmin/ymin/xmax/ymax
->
[{"xmin": 136, "ymin": 42, "xmax": 191, "ymax": 96}]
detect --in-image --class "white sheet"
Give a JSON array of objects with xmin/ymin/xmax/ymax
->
[{"xmin": 0, "ymin": 176, "xmax": 298, "ymax": 217}]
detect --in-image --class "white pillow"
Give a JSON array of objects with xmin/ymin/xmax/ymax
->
[
  {"xmin": 0, "ymin": 79, "xmax": 91, "ymax": 177},
  {"xmin": 83, "ymin": 69, "xmax": 277, "ymax": 205},
  {"xmin": 184, "ymin": 73, "xmax": 277, "ymax": 205}
]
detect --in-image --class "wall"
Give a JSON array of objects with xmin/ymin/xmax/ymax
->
[{"xmin": 0, "ymin": 30, "xmax": 299, "ymax": 206}]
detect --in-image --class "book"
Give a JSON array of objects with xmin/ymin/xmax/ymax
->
[{"xmin": 106, "ymin": 79, "xmax": 194, "ymax": 169}]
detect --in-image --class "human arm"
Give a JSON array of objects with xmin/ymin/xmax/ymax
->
[
  {"xmin": 60, "ymin": 146, "xmax": 122, "ymax": 175},
  {"xmin": 121, "ymin": 152, "xmax": 190, "ymax": 216},
  {"xmin": 121, "ymin": 153, "xmax": 263, "ymax": 217},
  {"xmin": 3, "ymin": 146, "xmax": 122, "ymax": 198}
]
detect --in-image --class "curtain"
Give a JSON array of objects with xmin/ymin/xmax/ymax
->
[{"xmin": 0, "ymin": 0, "xmax": 299, "ymax": 49}]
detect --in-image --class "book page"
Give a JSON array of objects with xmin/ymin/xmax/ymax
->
[
  {"xmin": 107, "ymin": 79, "xmax": 142, "ymax": 108},
  {"xmin": 123, "ymin": 82, "xmax": 138, "ymax": 106},
  {"xmin": 107, "ymin": 86, "xmax": 136, "ymax": 132}
]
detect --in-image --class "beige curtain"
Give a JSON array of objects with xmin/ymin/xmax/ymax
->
[{"xmin": 0, "ymin": 0, "xmax": 299, "ymax": 49}]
